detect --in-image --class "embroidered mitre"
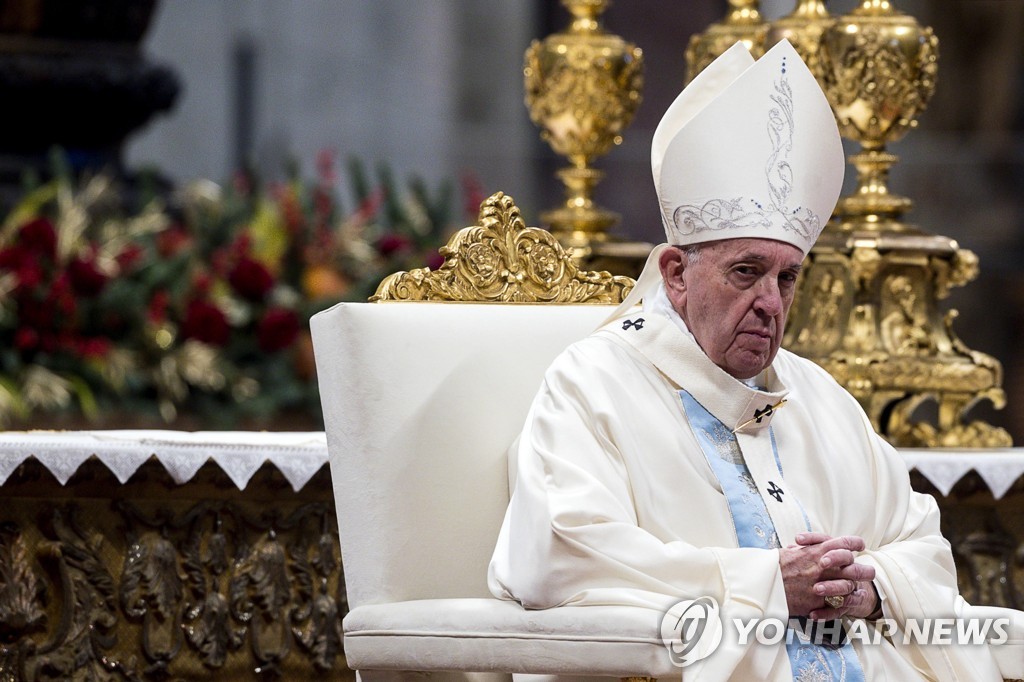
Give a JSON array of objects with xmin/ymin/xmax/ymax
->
[{"xmin": 652, "ymin": 40, "xmax": 844, "ymax": 255}]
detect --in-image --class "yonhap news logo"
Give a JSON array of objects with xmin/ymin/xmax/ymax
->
[
  {"xmin": 660, "ymin": 596, "xmax": 724, "ymax": 667},
  {"xmin": 660, "ymin": 597, "xmax": 1012, "ymax": 668}
]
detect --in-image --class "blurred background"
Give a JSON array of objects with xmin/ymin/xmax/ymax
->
[{"xmin": 1, "ymin": 0, "xmax": 1022, "ymax": 437}]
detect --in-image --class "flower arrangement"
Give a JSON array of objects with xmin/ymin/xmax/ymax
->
[{"xmin": 0, "ymin": 153, "xmax": 475, "ymax": 428}]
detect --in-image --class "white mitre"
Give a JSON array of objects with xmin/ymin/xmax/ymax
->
[
  {"xmin": 654, "ymin": 39, "xmax": 843, "ymax": 254},
  {"xmin": 603, "ymin": 39, "xmax": 844, "ymax": 325}
]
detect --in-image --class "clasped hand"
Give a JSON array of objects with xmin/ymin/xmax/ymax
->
[{"xmin": 779, "ymin": 532, "xmax": 878, "ymax": 620}]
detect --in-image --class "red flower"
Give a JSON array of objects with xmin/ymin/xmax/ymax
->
[
  {"xmin": 157, "ymin": 226, "xmax": 192, "ymax": 258},
  {"xmin": 0, "ymin": 245, "xmax": 25, "ymax": 270},
  {"xmin": 18, "ymin": 218, "xmax": 57, "ymax": 261},
  {"xmin": 257, "ymin": 307, "xmax": 300, "ymax": 353},
  {"xmin": 147, "ymin": 290, "xmax": 169, "ymax": 323},
  {"xmin": 426, "ymin": 250, "xmax": 445, "ymax": 270},
  {"xmin": 48, "ymin": 273, "xmax": 75, "ymax": 317},
  {"xmin": 192, "ymin": 271, "xmax": 213, "ymax": 296},
  {"xmin": 77, "ymin": 337, "xmax": 111, "ymax": 358},
  {"xmin": 116, "ymin": 244, "xmax": 143, "ymax": 271},
  {"xmin": 14, "ymin": 327, "xmax": 38, "ymax": 351},
  {"xmin": 228, "ymin": 256, "xmax": 274, "ymax": 302},
  {"xmin": 376, "ymin": 233, "xmax": 411, "ymax": 258},
  {"xmin": 68, "ymin": 255, "xmax": 107, "ymax": 295},
  {"xmin": 13, "ymin": 259, "xmax": 43, "ymax": 290},
  {"xmin": 181, "ymin": 299, "xmax": 231, "ymax": 346}
]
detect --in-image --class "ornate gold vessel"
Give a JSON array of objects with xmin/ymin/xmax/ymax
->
[
  {"xmin": 783, "ymin": 0, "xmax": 1011, "ymax": 447},
  {"xmin": 684, "ymin": 0, "xmax": 766, "ymax": 84},
  {"xmin": 524, "ymin": 0, "xmax": 645, "ymax": 270},
  {"xmin": 764, "ymin": 0, "xmax": 831, "ymax": 83},
  {"xmin": 821, "ymin": 0, "xmax": 938, "ymax": 228}
]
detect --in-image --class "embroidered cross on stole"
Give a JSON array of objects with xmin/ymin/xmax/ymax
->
[{"xmin": 679, "ymin": 389, "xmax": 866, "ymax": 682}]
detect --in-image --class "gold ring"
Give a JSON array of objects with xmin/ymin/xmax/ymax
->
[{"xmin": 824, "ymin": 595, "xmax": 845, "ymax": 609}]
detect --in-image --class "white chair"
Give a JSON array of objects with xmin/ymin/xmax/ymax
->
[{"xmin": 311, "ymin": 192, "xmax": 676, "ymax": 682}]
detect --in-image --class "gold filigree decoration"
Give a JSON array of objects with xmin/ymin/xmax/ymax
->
[
  {"xmin": 685, "ymin": 0, "xmax": 766, "ymax": 83},
  {"xmin": 372, "ymin": 192, "xmax": 634, "ymax": 303}
]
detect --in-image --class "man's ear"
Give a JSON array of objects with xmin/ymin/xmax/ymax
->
[
  {"xmin": 659, "ymin": 246, "xmax": 686, "ymax": 294},
  {"xmin": 659, "ymin": 246, "xmax": 688, "ymax": 311}
]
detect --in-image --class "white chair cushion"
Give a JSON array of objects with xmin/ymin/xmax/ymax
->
[{"xmin": 343, "ymin": 598, "xmax": 676, "ymax": 678}]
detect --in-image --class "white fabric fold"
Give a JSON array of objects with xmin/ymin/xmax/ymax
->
[{"xmin": 489, "ymin": 312, "xmax": 1019, "ymax": 680}]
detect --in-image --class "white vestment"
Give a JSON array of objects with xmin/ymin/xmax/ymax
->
[{"xmin": 488, "ymin": 297, "xmax": 1018, "ymax": 680}]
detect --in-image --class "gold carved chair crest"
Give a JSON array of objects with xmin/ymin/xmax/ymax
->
[{"xmin": 371, "ymin": 191, "xmax": 633, "ymax": 304}]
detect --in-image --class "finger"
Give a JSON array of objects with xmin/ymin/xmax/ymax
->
[
  {"xmin": 830, "ymin": 562, "xmax": 876, "ymax": 582},
  {"xmin": 809, "ymin": 588, "xmax": 872, "ymax": 621},
  {"xmin": 819, "ymin": 548, "xmax": 855, "ymax": 569},
  {"xmin": 794, "ymin": 532, "xmax": 831, "ymax": 546},
  {"xmin": 814, "ymin": 579, "xmax": 857, "ymax": 597},
  {"xmin": 819, "ymin": 535, "xmax": 866, "ymax": 553}
]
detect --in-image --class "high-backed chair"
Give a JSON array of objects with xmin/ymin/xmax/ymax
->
[{"xmin": 311, "ymin": 192, "xmax": 676, "ymax": 682}]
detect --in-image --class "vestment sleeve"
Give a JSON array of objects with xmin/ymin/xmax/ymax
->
[{"xmin": 848, "ymin": 392, "xmax": 1008, "ymax": 680}]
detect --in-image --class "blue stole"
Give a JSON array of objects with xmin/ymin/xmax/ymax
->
[{"xmin": 679, "ymin": 389, "xmax": 865, "ymax": 682}]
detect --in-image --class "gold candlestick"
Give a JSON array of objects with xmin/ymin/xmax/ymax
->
[{"xmin": 524, "ymin": 0, "xmax": 644, "ymax": 264}]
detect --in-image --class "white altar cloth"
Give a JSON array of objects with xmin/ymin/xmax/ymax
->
[
  {"xmin": 0, "ymin": 430, "xmax": 328, "ymax": 491},
  {"xmin": 0, "ymin": 431, "xmax": 1021, "ymax": 497}
]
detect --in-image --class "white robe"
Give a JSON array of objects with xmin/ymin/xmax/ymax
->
[{"xmin": 488, "ymin": 302, "xmax": 1016, "ymax": 680}]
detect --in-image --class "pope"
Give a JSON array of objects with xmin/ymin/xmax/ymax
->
[{"xmin": 488, "ymin": 40, "xmax": 1023, "ymax": 681}]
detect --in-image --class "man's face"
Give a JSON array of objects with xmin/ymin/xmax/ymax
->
[{"xmin": 660, "ymin": 238, "xmax": 803, "ymax": 380}]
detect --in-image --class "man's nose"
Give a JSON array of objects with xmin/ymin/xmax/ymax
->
[{"xmin": 754, "ymin": 278, "xmax": 783, "ymax": 316}]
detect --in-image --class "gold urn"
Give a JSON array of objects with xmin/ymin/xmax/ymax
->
[
  {"xmin": 764, "ymin": 0, "xmax": 832, "ymax": 84},
  {"xmin": 524, "ymin": 0, "xmax": 645, "ymax": 268},
  {"xmin": 781, "ymin": 0, "xmax": 1011, "ymax": 447},
  {"xmin": 820, "ymin": 0, "xmax": 939, "ymax": 228},
  {"xmin": 685, "ymin": 0, "xmax": 766, "ymax": 84}
]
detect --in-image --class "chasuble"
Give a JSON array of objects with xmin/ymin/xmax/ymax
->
[{"xmin": 488, "ymin": 298, "xmax": 1012, "ymax": 681}]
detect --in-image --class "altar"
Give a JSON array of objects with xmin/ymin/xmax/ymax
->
[{"xmin": 0, "ymin": 431, "xmax": 1020, "ymax": 680}]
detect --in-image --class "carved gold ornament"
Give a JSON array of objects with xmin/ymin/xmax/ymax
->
[
  {"xmin": 764, "ymin": 0, "xmax": 832, "ymax": 85},
  {"xmin": 685, "ymin": 0, "xmax": 766, "ymax": 84},
  {"xmin": 524, "ymin": 0, "xmax": 644, "ymax": 264},
  {"xmin": 372, "ymin": 192, "xmax": 633, "ymax": 304}
]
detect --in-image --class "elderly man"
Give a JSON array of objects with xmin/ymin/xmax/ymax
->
[{"xmin": 488, "ymin": 41, "xmax": 1020, "ymax": 680}]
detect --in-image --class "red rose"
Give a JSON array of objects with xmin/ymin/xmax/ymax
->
[
  {"xmin": 48, "ymin": 273, "xmax": 75, "ymax": 316},
  {"xmin": 426, "ymin": 251, "xmax": 445, "ymax": 271},
  {"xmin": 18, "ymin": 218, "xmax": 57, "ymax": 260},
  {"xmin": 14, "ymin": 327, "xmax": 38, "ymax": 351},
  {"xmin": 13, "ymin": 259, "xmax": 43, "ymax": 290},
  {"xmin": 68, "ymin": 256, "xmax": 107, "ymax": 295},
  {"xmin": 0, "ymin": 245, "xmax": 25, "ymax": 270},
  {"xmin": 156, "ymin": 226, "xmax": 192, "ymax": 258},
  {"xmin": 116, "ymin": 244, "xmax": 143, "ymax": 270},
  {"xmin": 257, "ymin": 307, "xmax": 300, "ymax": 353},
  {"xmin": 181, "ymin": 299, "xmax": 231, "ymax": 346},
  {"xmin": 376, "ymin": 233, "xmax": 411, "ymax": 258},
  {"xmin": 228, "ymin": 256, "xmax": 274, "ymax": 302},
  {"xmin": 147, "ymin": 290, "xmax": 169, "ymax": 323},
  {"xmin": 77, "ymin": 337, "xmax": 111, "ymax": 357}
]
